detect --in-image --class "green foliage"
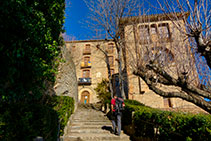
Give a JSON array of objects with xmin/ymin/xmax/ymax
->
[
  {"xmin": 125, "ymin": 99, "xmax": 145, "ymax": 106},
  {"xmin": 0, "ymin": 96, "xmax": 74, "ymax": 140},
  {"xmin": 122, "ymin": 100, "xmax": 211, "ymax": 141},
  {"xmin": 0, "ymin": 0, "xmax": 65, "ymax": 102},
  {"xmin": 95, "ymin": 79, "xmax": 111, "ymax": 103},
  {"xmin": 0, "ymin": 103, "xmax": 58, "ymax": 141},
  {"xmin": 46, "ymin": 96, "xmax": 75, "ymax": 135},
  {"xmin": 122, "ymin": 100, "xmax": 144, "ymax": 126}
]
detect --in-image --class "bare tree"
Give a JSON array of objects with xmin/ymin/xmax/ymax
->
[
  {"xmin": 156, "ymin": 0, "xmax": 211, "ymax": 69},
  {"xmin": 122, "ymin": 1, "xmax": 211, "ymax": 113},
  {"xmin": 84, "ymin": 0, "xmax": 140, "ymax": 99},
  {"xmin": 83, "ymin": 0, "xmax": 211, "ymax": 113}
]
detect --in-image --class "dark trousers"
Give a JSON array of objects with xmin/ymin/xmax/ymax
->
[{"xmin": 111, "ymin": 112, "xmax": 122, "ymax": 135}]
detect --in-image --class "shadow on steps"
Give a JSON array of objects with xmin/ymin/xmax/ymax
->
[{"xmin": 102, "ymin": 125, "xmax": 112, "ymax": 133}]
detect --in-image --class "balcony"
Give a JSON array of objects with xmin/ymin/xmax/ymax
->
[
  {"xmin": 81, "ymin": 62, "xmax": 91, "ymax": 68},
  {"xmin": 83, "ymin": 49, "xmax": 91, "ymax": 55},
  {"xmin": 78, "ymin": 78, "xmax": 92, "ymax": 85}
]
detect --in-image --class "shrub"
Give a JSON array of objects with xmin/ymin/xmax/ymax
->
[
  {"xmin": 125, "ymin": 99, "xmax": 145, "ymax": 106},
  {"xmin": 95, "ymin": 79, "xmax": 111, "ymax": 104},
  {"xmin": 123, "ymin": 100, "xmax": 211, "ymax": 141},
  {"xmin": 0, "ymin": 103, "xmax": 58, "ymax": 141},
  {"xmin": 122, "ymin": 100, "xmax": 144, "ymax": 126},
  {"xmin": 0, "ymin": 96, "xmax": 74, "ymax": 140}
]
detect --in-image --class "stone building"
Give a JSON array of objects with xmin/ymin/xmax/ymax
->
[
  {"xmin": 120, "ymin": 13, "xmax": 199, "ymax": 109},
  {"xmin": 66, "ymin": 40, "xmax": 118, "ymax": 104},
  {"xmin": 66, "ymin": 13, "xmax": 201, "ymax": 110}
]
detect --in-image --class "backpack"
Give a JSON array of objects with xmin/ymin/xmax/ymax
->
[{"xmin": 114, "ymin": 97, "xmax": 124, "ymax": 114}]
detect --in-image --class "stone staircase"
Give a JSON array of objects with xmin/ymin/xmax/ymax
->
[{"xmin": 63, "ymin": 104, "xmax": 130, "ymax": 141}]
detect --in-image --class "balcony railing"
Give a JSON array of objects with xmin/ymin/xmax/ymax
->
[
  {"xmin": 78, "ymin": 78, "xmax": 92, "ymax": 85},
  {"xmin": 81, "ymin": 62, "xmax": 91, "ymax": 68},
  {"xmin": 83, "ymin": 49, "xmax": 91, "ymax": 55}
]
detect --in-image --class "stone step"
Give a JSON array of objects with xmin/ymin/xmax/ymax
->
[
  {"xmin": 69, "ymin": 128, "xmax": 124, "ymax": 134},
  {"xmin": 72, "ymin": 119, "xmax": 108, "ymax": 121},
  {"xmin": 69, "ymin": 129, "xmax": 111, "ymax": 134},
  {"xmin": 63, "ymin": 133, "xmax": 130, "ymax": 141},
  {"xmin": 71, "ymin": 121, "xmax": 111, "ymax": 125},
  {"xmin": 73, "ymin": 111, "xmax": 100, "ymax": 113},
  {"xmin": 73, "ymin": 113, "xmax": 105, "ymax": 118},
  {"xmin": 72, "ymin": 119, "xmax": 110, "ymax": 122},
  {"xmin": 63, "ymin": 104, "xmax": 131, "ymax": 141},
  {"xmin": 72, "ymin": 117, "xmax": 108, "ymax": 120},
  {"xmin": 63, "ymin": 137, "xmax": 130, "ymax": 141},
  {"xmin": 72, "ymin": 115, "xmax": 107, "ymax": 119},
  {"xmin": 72, "ymin": 116, "xmax": 106, "ymax": 119},
  {"xmin": 69, "ymin": 125, "xmax": 112, "ymax": 129},
  {"xmin": 72, "ymin": 119, "xmax": 108, "ymax": 122}
]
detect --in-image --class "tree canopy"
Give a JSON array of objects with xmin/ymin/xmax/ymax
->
[
  {"xmin": 95, "ymin": 79, "xmax": 111, "ymax": 103},
  {"xmin": 0, "ymin": 0, "xmax": 65, "ymax": 102}
]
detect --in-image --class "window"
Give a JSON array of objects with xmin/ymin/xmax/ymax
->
[
  {"xmin": 82, "ymin": 70, "xmax": 90, "ymax": 78},
  {"xmin": 138, "ymin": 77, "xmax": 145, "ymax": 94},
  {"xmin": 84, "ymin": 44, "xmax": 91, "ymax": 54},
  {"xmin": 84, "ymin": 57, "xmax": 90, "ymax": 66},
  {"xmin": 107, "ymin": 43, "xmax": 114, "ymax": 54},
  {"xmin": 139, "ymin": 25, "xmax": 150, "ymax": 43},
  {"xmin": 164, "ymin": 98, "xmax": 172, "ymax": 108},
  {"xmin": 158, "ymin": 23, "xmax": 170, "ymax": 39},
  {"xmin": 108, "ymin": 56, "xmax": 114, "ymax": 67},
  {"xmin": 71, "ymin": 46, "xmax": 76, "ymax": 52},
  {"xmin": 85, "ymin": 44, "xmax": 90, "ymax": 50},
  {"xmin": 150, "ymin": 24, "xmax": 157, "ymax": 34}
]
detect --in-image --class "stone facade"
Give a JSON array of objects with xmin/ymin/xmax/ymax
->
[
  {"xmin": 66, "ymin": 40, "xmax": 118, "ymax": 104},
  {"xmin": 120, "ymin": 13, "xmax": 199, "ymax": 109}
]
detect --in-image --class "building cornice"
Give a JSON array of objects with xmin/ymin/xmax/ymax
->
[
  {"xmin": 119, "ymin": 12, "xmax": 190, "ymax": 26},
  {"xmin": 65, "ymin": 39, "xmax": 113, "ymax": 43}
]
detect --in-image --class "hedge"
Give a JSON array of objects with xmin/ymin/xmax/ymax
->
[
  {"xmin": 0, "ymin": 96, "xmax": 74, "ymax": 141},
  {"xmin": 122, "ymin": 100, "xmax": 211, "ymax": 141}
]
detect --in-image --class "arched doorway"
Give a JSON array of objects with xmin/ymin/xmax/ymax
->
[{"xmin": 80, "ymin": 91, "xmax": 90, "ymax": 104}]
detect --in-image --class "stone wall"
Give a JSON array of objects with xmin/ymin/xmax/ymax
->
[{"xmin": 53, "ymin": 45, "xmax": 78, "ymax": 102}]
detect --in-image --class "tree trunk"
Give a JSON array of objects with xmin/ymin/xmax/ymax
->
[
  {"xmin": 133, "ymin": 68, "xmax": 211, "ymax": 114},
  {"xmin": 115, "ymin": 41, "xmax": 125, "ymax": 99},
  {"xmin": 105, "ymin": 54, "xmax": 114, "ymax": 98}
]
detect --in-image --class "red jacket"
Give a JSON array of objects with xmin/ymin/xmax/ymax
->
[{"xmin": 111, "ymin": 97, "xmax": 124, "ymax": 112}]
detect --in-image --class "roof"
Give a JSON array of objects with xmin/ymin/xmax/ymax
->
[
  {"xmin": 65, "ymin": 39, "xmax": 113, "ymax": 43},
  {"xmin": 119, "ymin": 12, "xmax": 190, "ymax": 25}
]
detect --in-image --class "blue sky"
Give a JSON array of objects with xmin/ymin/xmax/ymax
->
[
  {"xmin": 64, "ymin": 0, "xmax": 91, "ymax": 41},
  {"xmin": 63, "ymin": 0, "xmax": 210, "ymax": 42},
  {"xmin": 63, "ymin": 0, "xmax": 165, "ymax": 41},
  {"xmin": 63, "ymin": 0, "xmax": 162, "ymax": 41}
]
